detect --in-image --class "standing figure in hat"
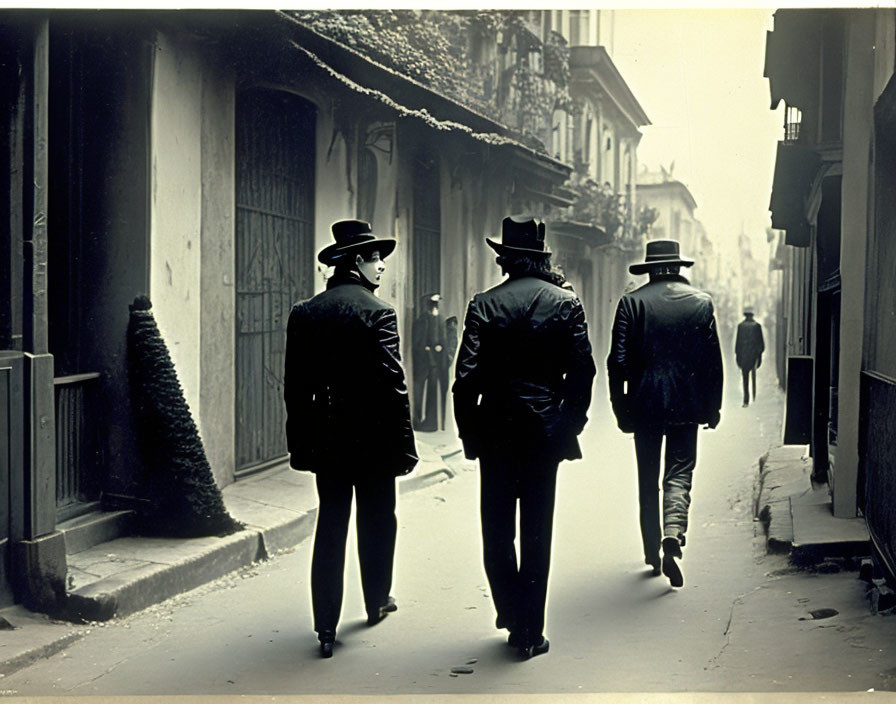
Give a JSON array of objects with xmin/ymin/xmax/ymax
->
[
  {"xmin": 411, "ymin": 293, "xmax": 451, "ymax": 431},
  {"xmin": 453, "ymin": 215, "xmax": 596, "ymax": 659},
  {"xmin": 735, "ymin": 307, "xmax": 765, "ymax": 407},
  {"xmin": 284, "ymin": 219, "xmax": 418, "ymax": 658},
  {"xmin": 607, "ymin": 239, "xmax": 723, "ymax": 588}
]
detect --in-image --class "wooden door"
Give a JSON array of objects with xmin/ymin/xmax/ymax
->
[{"xmin": 235, "ymin": 89, "xmax": 316, "ymax": 474}]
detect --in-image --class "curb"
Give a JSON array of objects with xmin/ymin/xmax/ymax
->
[{"xmin": 0, "ymin": 630, "xmax": 84, "ymax": 678}]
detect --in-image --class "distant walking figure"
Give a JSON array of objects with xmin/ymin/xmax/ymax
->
[
  {"xmin": 608, "ymin": 240, "xmax": 723, "ymax": 588},
  {"xmin": 284, "ymin": 219, "xmax": 418, "ymax": 658},
  {"xmin": 453, "ymin": 215, "xmax": 595, "ymax": 659},
  {"xmin": 735, "ymin": 307, "xmax": 765, "ymax": 407}
]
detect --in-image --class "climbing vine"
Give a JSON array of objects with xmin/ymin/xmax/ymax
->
[{"xmin": 291, "ymin": 10, "xmax": 572, "ymax": 153}]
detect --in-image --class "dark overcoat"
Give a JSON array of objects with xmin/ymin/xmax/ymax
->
[
  {"xmin": 607, "ymin": 274, "xmax": 723, "ymax": 431},
  {"xmin": 284, "ymin": 273, "xmax": 418, "ymax": 478},
  {"xmin": 735, "ymin": 318, "xmax": 765, "ymax": 370},
  {"xmin": 452, "ymin": 274, "xmax": 596, "ymax": 462}
]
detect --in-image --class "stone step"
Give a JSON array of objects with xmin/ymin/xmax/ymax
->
[{"xmin": 57, "ymin": 510, "xmax": 136, "ymax": 556}]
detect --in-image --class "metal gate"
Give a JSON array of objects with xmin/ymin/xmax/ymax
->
[
  {"xmin": 412, "ymin": 154, "xmax": 441, "ymax": 306},
  {"xmin": 235, "ymin": 89, "xmax": 316, "ymax": 474}
]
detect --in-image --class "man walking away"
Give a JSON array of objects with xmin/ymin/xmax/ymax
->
[
  {"xmin": 284, "ymin": 219, "xmax": 418, "ymax": 658},
  {"xmin": 607, "ymin": 239, "xmax": 723, "ymax": 589},
  {"xmin": 453, "ymin": 215, "xmax": 596, "ymax": 659},
  {"xmin": 735, "ymin": 307, "xmax": 765, "ymax": 407}
]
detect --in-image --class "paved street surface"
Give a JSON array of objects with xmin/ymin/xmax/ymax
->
[{"xmin": 3, "ymin": 366, "xmax": 896, "ymax": 696}]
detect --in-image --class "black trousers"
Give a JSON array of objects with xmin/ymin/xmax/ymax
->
[
  {"xmin": 633, "ymin": 424, "xmax": 698, "ymax": 561},
  {"xmin": 310, "ymin": 473, "xmax": 397, "ymax": 637},
  {"xmin": 741, "ymin": 364, "xmax": 757, "ymax": 405},
  {"xmin": 479, "ymin": 452, "xmax": 559, "ymax": 646}
]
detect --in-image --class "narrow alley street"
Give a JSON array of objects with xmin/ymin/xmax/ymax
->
[{"xmin": 2, "ymin": 367, "xmax": 894, "ymax": 696}]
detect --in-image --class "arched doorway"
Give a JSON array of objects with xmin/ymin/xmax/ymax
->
[{"xmin": 235, "ymin": 88, "xmax": 316, "ymax": 475}]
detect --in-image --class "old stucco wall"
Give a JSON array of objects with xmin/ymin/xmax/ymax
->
[
  {"xmin": 149, "ymin": 33, "xmax": 203, "ymax": 425},
  {"xmin": 199, "ymin": 55, "xmax": 235, "ymax": 486}
]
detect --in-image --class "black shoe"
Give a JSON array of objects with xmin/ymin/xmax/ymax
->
[
  {"xmin": 645, "ymin": 554, "xmax": 661, "ymax": 576},
  {"xmin": 518, "ymin": 637, "xmax": 550, "ymax": 660},
  {"xmin": 367, "ymin": 595, "xmax": 397, "ymax": 625},
  {"xmin": 318, "ymin": 631, "xmax": 335, "ymax": 659},
  {"xmin": 662, "ymin": 537, "xmax": 684, "ymax": 588}
]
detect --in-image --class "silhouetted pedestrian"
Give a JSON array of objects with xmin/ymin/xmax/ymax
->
[
  {"xmin": 608, "ymin": 239, "xmax": 723, "ymax": 588},
  {"xmin": 735, "ymin": 307, "xmax": 765, "ymax": 407},
  {"xmin": 453, "ymin": 215, "xmax": 595, "ymax": 659},
  {"xmin": 284, "ymin": 219, "xmax": 418, "ymax": 658}
]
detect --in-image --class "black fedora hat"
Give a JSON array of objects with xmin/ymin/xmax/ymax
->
[
  {"xmin": 486, "ymin": 215, "xmax": 550, "ymax": 256},
  {"xmin": 317, "ymin": 219, "xmax": 396, "ymax": 266},
  {"xmin": 629, "ymin": 239, "xmax": 694, "ymax": 275}
]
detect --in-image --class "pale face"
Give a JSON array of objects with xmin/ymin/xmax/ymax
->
[{"xmin": 356, "ymin": 250, "xmax": 385, "ymax": 286}]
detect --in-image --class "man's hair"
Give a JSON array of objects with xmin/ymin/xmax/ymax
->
[
  {"xmin": 648, "ymin": 264, "xmax": 681, "ymax": 277},
  {"xmin": 496, "ymin": 252, "xmax": 566, "ymax": 286},
  {"xmin": 332, "ymin": 249, "xmax": 375, "ymax": 277}
]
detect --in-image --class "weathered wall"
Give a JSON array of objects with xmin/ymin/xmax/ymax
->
[
  {"xmin": 149, "ymin": 32, "xmax": 203, "ymax": 422},
  {"xmin": 832, "ymin": 11, "xmax": 876, "ymax": 516},
  {"xmin": 199, "ymin": 54, "xmax": 236, "ymax": 486}
]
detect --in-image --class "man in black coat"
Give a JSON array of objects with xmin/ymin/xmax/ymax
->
[
  {"xmin": 607, "ymin": 240, "xmax": 723, "ymax": 589},
  {"xmin": 735, "ymin": 307, "xmax": 765, "ymax": 407},
  {"xmin": 453, "ymin": 215, "xmax": 596, "ymax": 659},
  {"xmin": 412, "ymin": 293, "xmax": 450, "ymax": 431},
  {"xmin": 284, "ymin": 219, "xmax": 418, "ymax": 658}
]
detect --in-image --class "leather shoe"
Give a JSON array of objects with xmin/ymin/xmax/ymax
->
[
  {"xmin": 662, "ymin": 537, "xmax": 684, "ymax": 588},
  {"xmin": 518, "ymin": 637, "xmax": 550, "ymax": 660},
  {"xmin": 367, "ymin": 595, "xmax": 398, "ymax": 625},
  {"xmin": 319, "ymin": 641, "xmax": 333, "ymax": 658},
  {"xmin": 645, "ymin": 554, "xmax": 661, "ymax": 576}
]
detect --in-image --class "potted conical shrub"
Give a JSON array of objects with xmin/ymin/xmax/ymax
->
[{"xmin": 127, "ymin": 295, "xmax": 242, "ymax": 537}]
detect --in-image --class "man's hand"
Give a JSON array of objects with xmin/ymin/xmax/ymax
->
[{"xmin": 704, "ymin": 410, "xmax": 721, "ymax": 430}]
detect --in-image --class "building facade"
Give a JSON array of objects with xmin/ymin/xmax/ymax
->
[
  {"xmin": 764, "ymin": 8, "xmax": 896, "ymax": 579},
  {"xmin": 0, "ymin": 9, "xmax": 653, "ymax": 612}
]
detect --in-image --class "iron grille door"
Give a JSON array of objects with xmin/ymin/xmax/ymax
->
[
  {"xmin": 235, "ymin": 89, "xmax": 315, "ymax": 474},
  {"xmin": 412, "ymin": 155, "xmax": 441, "ymax": 307}
]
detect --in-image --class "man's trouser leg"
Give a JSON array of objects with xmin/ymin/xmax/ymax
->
[
  {"xmin": 751, "ymin": 365, "xmax": 758, "ymax": 400},
  {"xmin": 741, "ymin": 367, "xmax": 751, "ymax": 406},
  {"xmin": 662, "ymin": 424, "xmax": 698, "ymax": 542},
  {"xmin": 634, "ymin": 429, "xmax": 663, "ymax": 562},
  {"xmin": 517, "ymin": 460, "xmax": 559, "ymax": 646},
  {"xmin": 479, "ymin": 459, "xmax": 520, "ymax": 632},
  {"xmin": 311, "ymin": 473, "xmax": 353, "ymax": 636},
  {"xmin": 355, "ymin": 476, "xmax": 398, "ymax": 619}
]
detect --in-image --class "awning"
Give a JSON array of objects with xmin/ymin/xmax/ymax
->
[{"xmin": 769, "ymin": 141, "xmax": 820, "ymax": 247}]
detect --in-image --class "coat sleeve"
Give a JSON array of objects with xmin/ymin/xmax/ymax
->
[
  {"xmin": 606, "ymin": 298, "xmax": 635, "ymax": 432},
  {"xmin": 452, "ymin": 299, "xmax": 483, "ymax": 460},
  {"xmin": 703, "ymin": 303, "xmax": 724, "ymax": 428},
  {"xmin": 284, "ymin": 304, "xmax": 319, "ymax": 471},
  {"xmin": 560, "ymin": 297, "xmax": 596, "ymax": 436},
  {"xmin": 372, "ymin": 307, "xmax": 419, "ymax": 475}
]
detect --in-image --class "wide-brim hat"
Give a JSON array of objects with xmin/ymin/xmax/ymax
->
[
  {"xmin": 317, "ymin": 219, "xmax": 396, "ymax": 266},
  {"xmin": 743, "ymin": 306, "xmax": 755, "ymax": 315},
  {"xmin": 486, "ymin": 215, "xmax": 550, "ymax": 256},
  {"xmin": 629, "ymin": 238, "xmax": 694, "ymax": 275}
]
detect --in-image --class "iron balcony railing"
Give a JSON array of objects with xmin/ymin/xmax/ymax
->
[{"xmin": 54, "ymin": 372, "xmax": 102, "ymax": 521}]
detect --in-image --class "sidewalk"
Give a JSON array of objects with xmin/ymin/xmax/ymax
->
[
  {"xmin": 754, "ymin": 444, "xmax": 870, "ymax": 563},
  {"xmin": 0, "ymin": 430, "xmax": 461, "ymax": 678}
]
